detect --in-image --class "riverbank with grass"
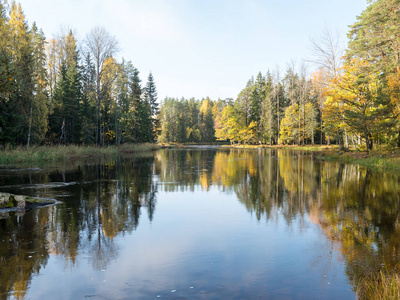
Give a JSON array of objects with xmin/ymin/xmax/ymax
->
[
  {"xmin": 356, "ymin": 270, "xmax": 400, "ymax": 300},
  {"xmin": 316, "ymin": 147, "xmax": 400, "ymax": 172},
  {"xmin": 2, "ymin": 142, "xmax": 400, "ymax": 172},
  {"xmin": 0, "ymin": 143, "xmax": 162, "ymax": 164},
  {"xmin": 219, "ymin": 144, "xmax": 400, "ymax": 172}
]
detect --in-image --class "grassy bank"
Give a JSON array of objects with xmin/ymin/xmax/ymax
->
[
  {"xmin": 219, "ymin": 144, "xmax": 336, "ymax": 151},
  {"xmin": 356, "ymin": 270, "xmax": 400, "ymax": 300},
  {"xmin": 0, "ymin": 143, "xmax": 161, "ymax": 164},
  {"xmin": 317, "ymin": 147, "xmax": 400, "ymax": 172},
  {"xmin": 219, "ymin": 144, "xmax": 400, "ymax": 172}
]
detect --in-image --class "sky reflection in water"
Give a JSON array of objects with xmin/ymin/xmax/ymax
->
[{"xmin": 1, "ymin": 148, "xmax": 399, "ymax": 299}]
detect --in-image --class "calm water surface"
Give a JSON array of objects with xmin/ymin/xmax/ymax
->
[{"xmin": 1, "ymin": 148, "xmax": 400, "ymax": 299}]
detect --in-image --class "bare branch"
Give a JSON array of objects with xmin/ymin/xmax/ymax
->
[{"xmin": 308, "ymin": 26, "xmax": 345, "ymax": 77}]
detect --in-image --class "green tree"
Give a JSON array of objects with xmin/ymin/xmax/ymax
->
[
  {"xmin": 348, "ymin": 0, "xmax": 400, "ymax": 75},
  {"xmin": 81, "ymin": 52, "xmax": 96, "ymax": 144},
  {"xmin": 235, "ymin": 79, "xmax": 253, "ymax": 127},
  {"xmin": 249, "ymin": 72, "xmax": 265, "ymax": 127},
  {"xmin": 7, "ymin": 2, "xmax": 35, "ymax": 145},
  {"xmin": 144, "ymin": 72, "xmax": 158, "ymax": 142},
  {"xmin": 261, "ymin": 72, "xmax": 275, "ymax": 144},
  {"xmin": 28, "ymin": 22, "xmax": 48, "ymax": 146},
  {"xmin": 127, "ymin": 65, "xmax": 143, "ymax": 142},
  {"xmin": 48, "ymin": 30, "xmax": 82, "ymax": 144}
]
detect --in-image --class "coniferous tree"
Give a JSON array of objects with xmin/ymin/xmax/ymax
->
[
  {"xmin": 0, "ymin": 2, "xmax": 19, "ymax": 145},
  {"xmin": 127, "ymin": 66, "xmax": 142, "ymax": 142},
  {"xmin": 29, "ymin": 23, "xmax": 49, "ymax": 145},
  {"xmin": 138, "ymin": 100, "xmax": 152, "ymax": 143},
  {"xmin": 144, "ymin": 72, "xmax": 158, "ymax": 142},
  {"xmin": 235, "ymin": 79, "xmax": 253, "ymax": 127},
  {"xmin": 249, "ymin": 72, "xmax": 264, "ymax": 130},
  {"xmin": 261, "ymin": 72, "xmax": 275, "ymax": 144},
  {"xmin": 7, "ymin": 2, "xmax": 37, "ymax": 145},
  {"xmin": 81, "ymin": 52, "xmax": 96, "ymax": 144},
  {"xmin": 47, "ymin": 30, "xmax": 82, "ymax": 144}
]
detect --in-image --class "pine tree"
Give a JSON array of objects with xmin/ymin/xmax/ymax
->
[
  {"xmin": 28, "ymin": 23, "xmax": 49, "ymax": 146},
  {"xmin": 261, "ymin": 72, "xmax": 275, "ymax": 144},
  {"xmin": 47, "ymin": 31, "xmax": 82, "ymax": 144},
  {"xmin": 8, "ymin": 2, "xmax": 34, "ymax": 145},
  {"xmin": 144, "ymin": 72, "xmax": 158, "ymax": 142},
  {"xmin": 128, "ymin": 66, "xmax": 142, "ymax": 142},
  {"xmin": 81, "ymin": 52, "xmax": 96, "ymax": 144},
  {"xmin": 235, "ymin": 79, "xmax": 253, "ymax": 127},
  {"xmin": 249, "ymin": 72, "xmax": 264, "ymax": 128},
  {"xmin": 348, "ymin": 0, "xmax": 400, "ymax": 75},
  {"xmin": 0, "ymin": 3, "xmax": 19, "ymax": 145}
]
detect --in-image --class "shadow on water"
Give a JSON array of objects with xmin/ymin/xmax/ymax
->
[{"xmin": 0, "ymin": 148, "xmax": 399, "ymax": 298}]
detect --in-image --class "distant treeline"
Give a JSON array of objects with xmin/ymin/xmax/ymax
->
[
  {"xmin": 159, "ymin": 0, "xmax": 400, "ymax": 153},
  {"xmin": 0, "ymin": 1, "xmax": 158, "ymax": 147}
]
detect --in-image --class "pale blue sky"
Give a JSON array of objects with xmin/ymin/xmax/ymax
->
[{"xmin": 18, "ymin": 0, "xmax": 368, "ymax": 101}]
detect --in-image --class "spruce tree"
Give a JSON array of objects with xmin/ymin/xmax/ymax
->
[
  {"xmin": 29, "ymin": 23, "xmax": 49, "ymax": 145},
  {"xmin": 47, "ymin": 31, "xmax": 82, "ymax": 144},
  {"xmin": 144, "ymin": 72, "xmax": 158, "ymax": 142},
  {"xmin": 129, "ymin": 66, "xmax": 142, "ymax": 142}
]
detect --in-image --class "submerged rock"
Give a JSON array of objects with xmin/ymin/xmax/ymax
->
[
  {"xmin": 0, "ymin": 193, "xmax": 23, "ymax": 208},
  {"xmin": 0, "ymin": 192, "xmax": 58, "ymax": 218}
]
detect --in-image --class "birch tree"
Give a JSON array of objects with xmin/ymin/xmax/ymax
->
[{"xmin": 85, "ymin": 27, "xmax": 118, "ymax": 146}]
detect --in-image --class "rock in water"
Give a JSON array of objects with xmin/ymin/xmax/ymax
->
[{"xmin": 0, "ymin": 192, "xmax": 57, "ymax": 212}]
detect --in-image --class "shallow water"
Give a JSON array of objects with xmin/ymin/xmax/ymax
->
[{"xmin": 1, "ymin": 148, "xmax": 399, "ymax": 299}]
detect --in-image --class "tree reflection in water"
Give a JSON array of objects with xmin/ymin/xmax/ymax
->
[
  {"xmin": 0, "ymin": 155, "xmax": 157, "ymax": 298},
  {"xmin": 0, "ymin": 148, "xmax": 399, "ymax": 298}
]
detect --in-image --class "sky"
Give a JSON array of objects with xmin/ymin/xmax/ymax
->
[{"xmin": 17, "ymin": 0, "xmax": 369, "ymax": 101}]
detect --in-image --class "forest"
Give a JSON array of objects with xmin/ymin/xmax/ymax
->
[
  {"xmin": 160, "ymin": 0, "xmax": 400, "ymax": 155},
  {"xmin": 1, "ymin": 0, "xmax": 400, "ymax": 154},
  {"xmin": 0, "ymin": 1, "xmax": 159, "ymax": 147}
]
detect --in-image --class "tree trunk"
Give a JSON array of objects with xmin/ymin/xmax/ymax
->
[
  {"xmin": 277, "ymin": 94, "xmax": 280, "ymax": 144},
  {"xmin": 312, "ymin": 125, "xmax": 314, "ymax": 146},
  {"xmin": 397, "ymin": 130, "xmax": 400, "ymax": 148},
  {"xmin": 365, "ymin": 129, "xmax": 370, "ymax": 155},
  {"xmin": 96, "ymin": 87, "xmax": 101, "ymax": 146},
  {"xmin": 320, "ymin": 118, "xmax": 323, "ymax": 146},
  {"xmin": 27, "ymin": 103, "xmax": 33, "ymax": 149}
]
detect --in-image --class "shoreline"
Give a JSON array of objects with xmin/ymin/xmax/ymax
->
[
  {"xmin": 1, "ymin": 143, "xmax": 400, "ymax": 172},
  {"xmin": 0, "ymin": 143, "xmax": 162, "ymax": 164},
  {"xmin": 209, "ymin": 144, "xmax": 400, "ymax": 172}
]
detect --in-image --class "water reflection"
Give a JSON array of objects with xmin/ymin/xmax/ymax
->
[
  {"xmin": 0, "ymin": 155, "xmax": 157, "ymax": 298},
  {"xmin": 155, "ymin": 149, "xmax": 400, "ymax": 287},
  {"xmin": 0, "ymin": 148, "xmax": 399, "ymax": 299}
]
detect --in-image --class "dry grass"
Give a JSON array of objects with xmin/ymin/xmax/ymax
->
[
  {"xmin": 0, "ymin": 143, "xmax": 161, "ymax": 164},
  {"xmin": 356, "ymin": 271, "xmax": 400, "ymax": 300}
]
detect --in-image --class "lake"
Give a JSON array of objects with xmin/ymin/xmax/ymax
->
[{"xmin": 1, "ymin": 148, "xmax": 399, "ymax": 299}]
